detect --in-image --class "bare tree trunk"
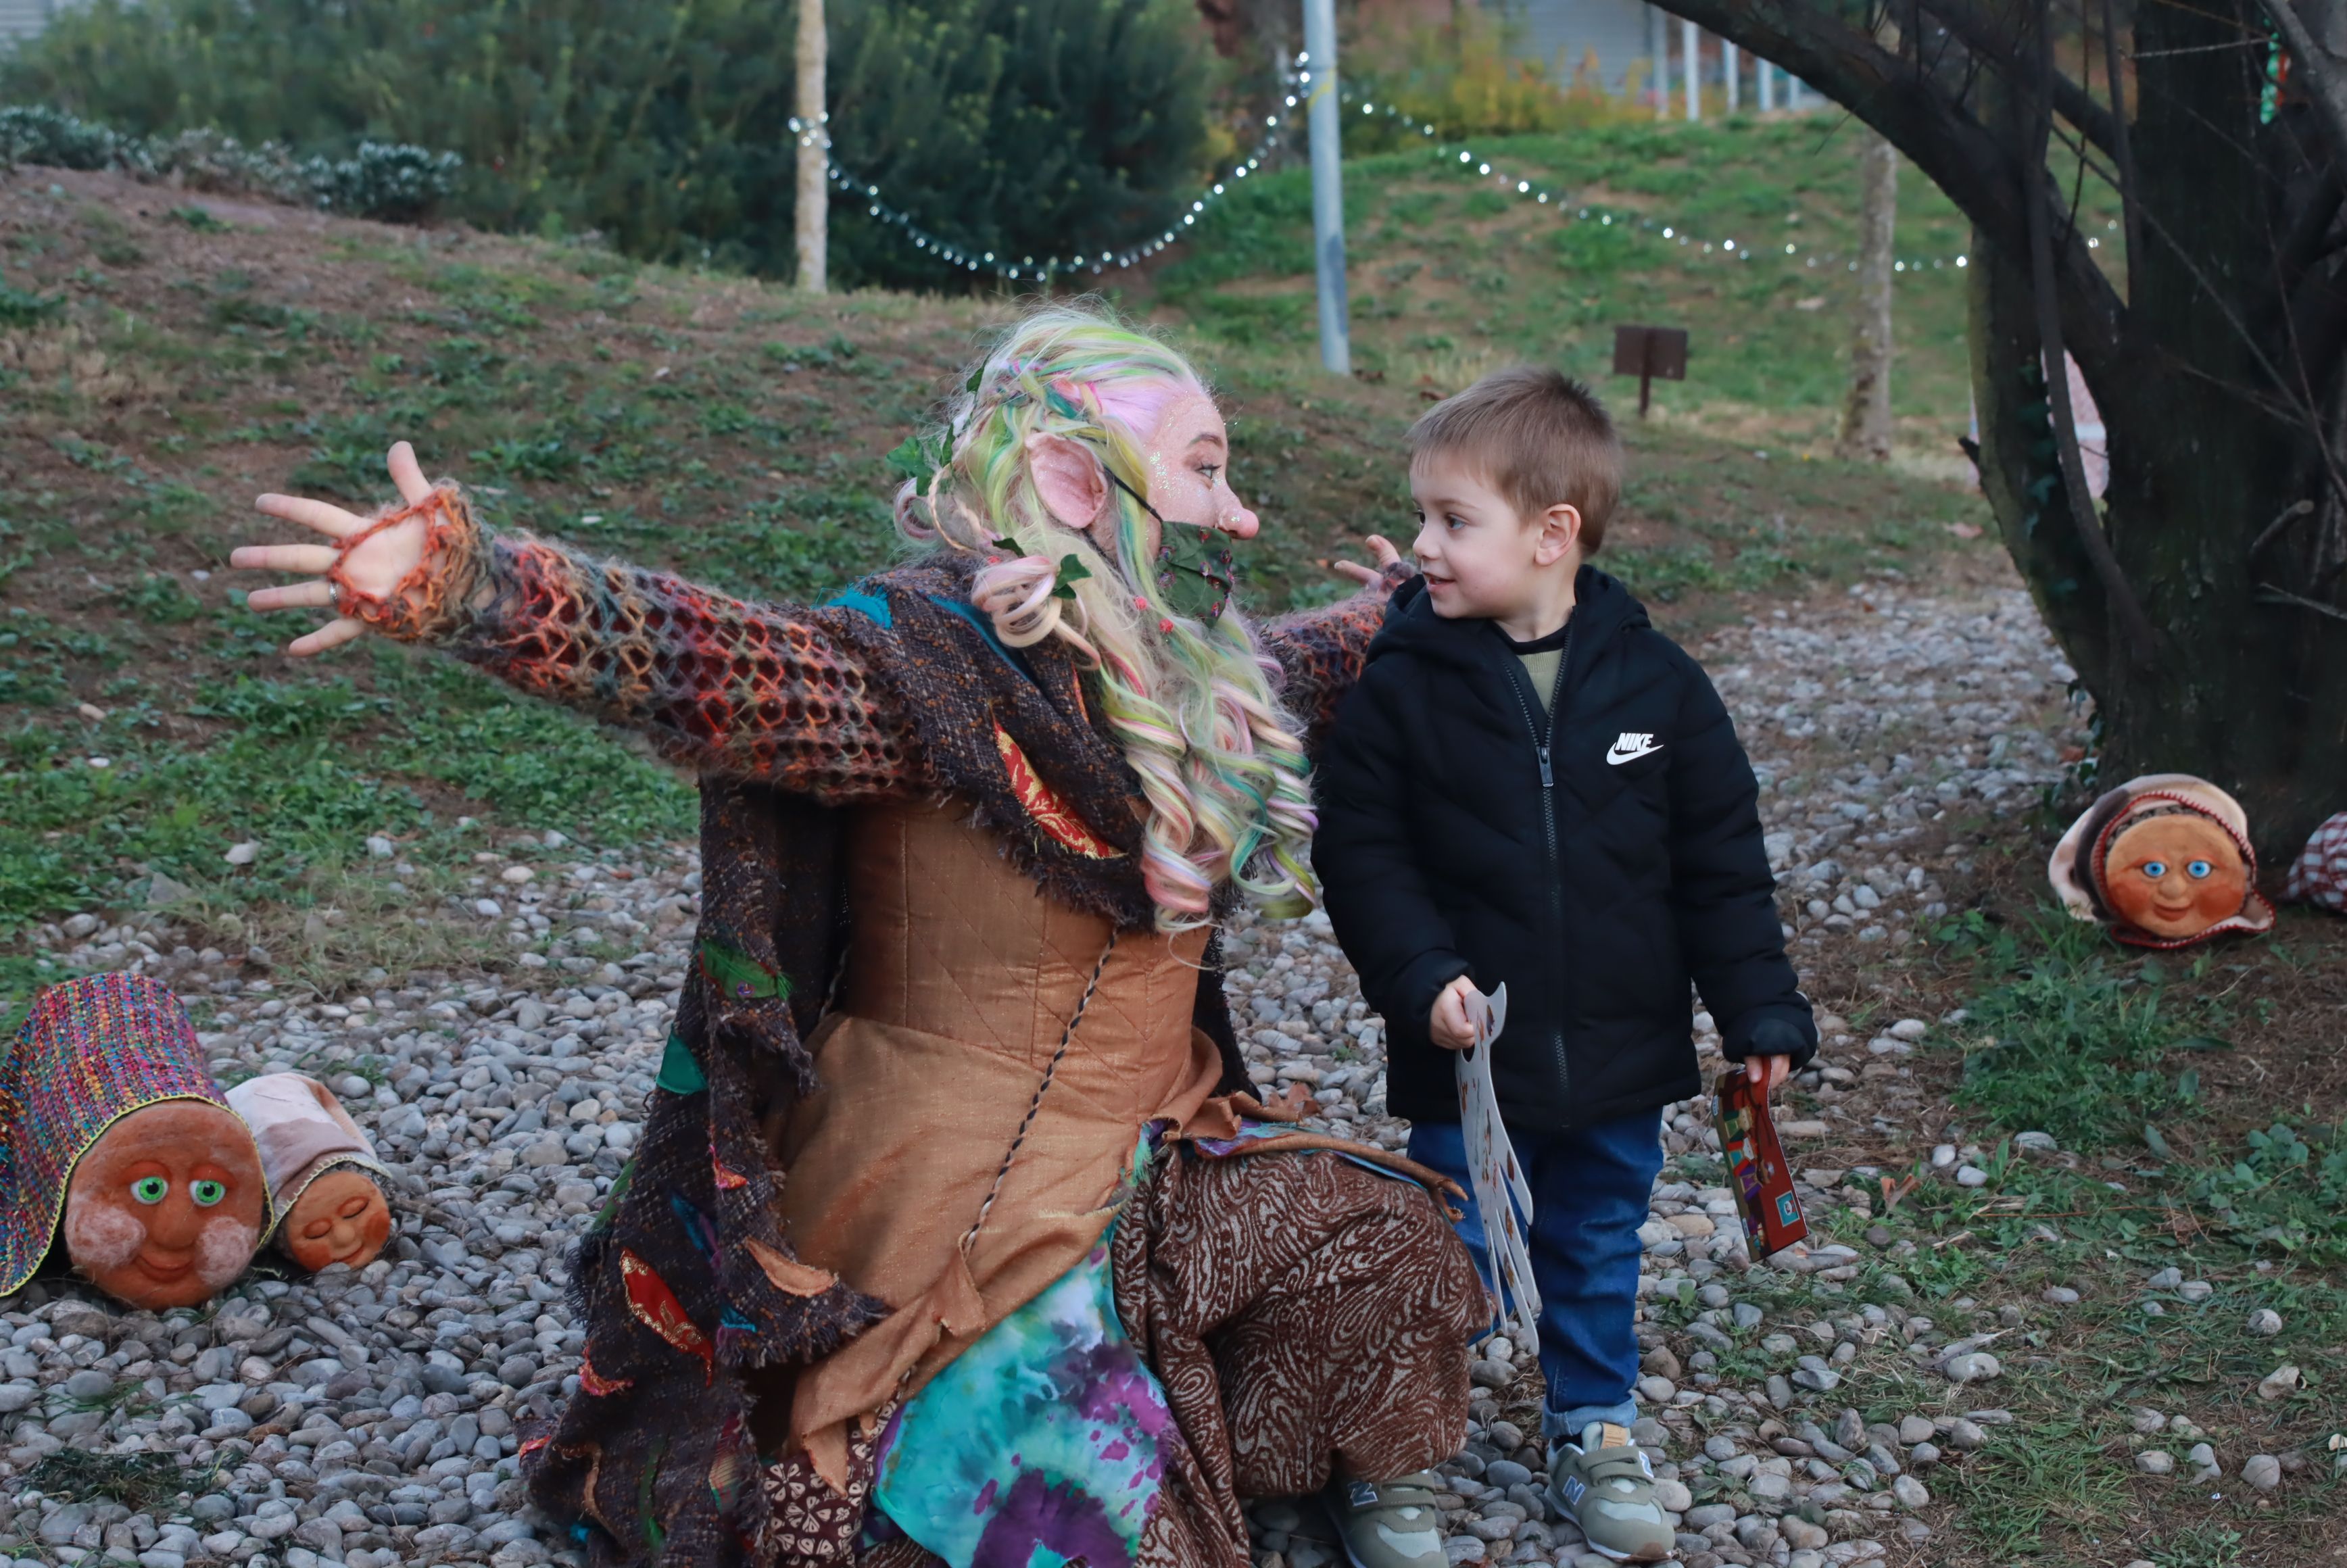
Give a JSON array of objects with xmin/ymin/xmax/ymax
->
[
  {"xmin": 1835, "ymin": 129, "xmax": 1896, "ymax": 461},
  {"xmin": 1643, "ymin": 0, "xmax": 2347, "ymax": 863},
  {"xmin": 794, "ymin": 0, "xmax": 827, "ymax": 294}
]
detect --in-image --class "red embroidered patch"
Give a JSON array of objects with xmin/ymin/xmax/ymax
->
[
  {"xmin": 577, "ymin": 1351, "xmax": 633, "ymax": 1398},
  {"xmin": 619, "ymin": 1247, "xmax": 715, "ymax": 1377},
  {"xmin": 994, "ymin": 722, "xmax": 1120, "ymax": 859}
]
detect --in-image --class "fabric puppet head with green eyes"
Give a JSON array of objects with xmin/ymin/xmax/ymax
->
[
  {"xmin": 0, "ymin": 974, "xmax": 266, "ymax": 1310},
  {"xmin": 2050, "ymin": 773, "xmax": 2277, "ymax": 950}
]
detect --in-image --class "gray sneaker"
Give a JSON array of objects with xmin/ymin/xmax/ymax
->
[
  {"xmin": 1322, "ymin": 1469, "xmax": 1447, "ymax": 1568},
  {"xmin": 1547, "ymin": 1421, "xmax": 1674, "ymax": 1563}
]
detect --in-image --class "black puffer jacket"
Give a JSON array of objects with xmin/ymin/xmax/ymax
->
[{"xmin": 1312, "ymin": 567, "xmax": 1814, "ymax": 1131}]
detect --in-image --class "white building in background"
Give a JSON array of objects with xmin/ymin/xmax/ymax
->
[
  {"xmin": 1507, "ymin": 0, "xmax": 1656, "ymax": 91},
  {"xmin": 2, "ymin": 0, "xmax": 93, "ymax": 47},
  {"xmin": 1480, "ymin": 0, "xmax": 1814, "ymax": 110}
]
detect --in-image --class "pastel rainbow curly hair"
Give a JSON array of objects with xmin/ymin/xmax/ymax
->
[{"xmin": 896, "ymin": 303, "xmax": 1317, "ymax": 931}]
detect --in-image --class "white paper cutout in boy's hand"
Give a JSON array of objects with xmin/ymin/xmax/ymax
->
[{"xmin": 1456, "ymin": 982, "xmax": 1540, "ymax": 1348}]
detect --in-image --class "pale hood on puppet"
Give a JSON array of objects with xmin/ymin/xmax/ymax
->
[
  {"xmin": 1, "ymin": 973, "xmax": 266, "ymax": 1308},
  {"xmin": 224, "ymin": 1071, "xmax": 393, "ymax": 1272},
  {"xmin": 2050, "ymin": 773, "xmax": 2276, "ymax": 949}
]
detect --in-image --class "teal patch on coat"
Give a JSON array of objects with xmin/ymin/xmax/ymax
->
[
  {"xmin": 824, "ymin": 586, "xmax": 894, "ymax": 628},
  {"xmin": 657, "ymin": 1033, "xmax": 708, "ymax": 1096}
]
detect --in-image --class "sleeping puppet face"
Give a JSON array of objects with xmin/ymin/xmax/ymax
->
[
  {"xmin": 63, "ymin": 1100, "xmax": 265, "ymax": 1308},
  {"xmin": 281, "ymin": 1167, "xmax": 393, "ymax": 1273},
  {"xmin": 2100, "ymin": 813, "xmax": 2252, "ymax": 940}
]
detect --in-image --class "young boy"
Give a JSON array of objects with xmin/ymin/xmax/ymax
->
[{"xmin": 1313, "ymin": 368, "xmax": 1815, "ymax": 1564}]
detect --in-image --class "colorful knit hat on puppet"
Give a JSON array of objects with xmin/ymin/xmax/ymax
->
[
  {"xmin": 2048, "ymin": 773, "xmax": 2277, "ymax": 949},
  {"xmin": 2283, "ymin": 811, "xmax": 2347, "ymax": 913},
  {"xmin": 224, "ymin": 1072, "xmax": 390, "ymax": 1245},
  {"xmin": 0, "ymin": 973, "xmax": 243, "ymax": 1296}
]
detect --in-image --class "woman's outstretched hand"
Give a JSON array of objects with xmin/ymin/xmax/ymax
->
[
  {"xmin": 1332, "ymin": 535, "xmax": 1404, "ymax": 587},
  {"xmin": 231, "ymin": 442, "xmax": 435, "ymax": 656}
]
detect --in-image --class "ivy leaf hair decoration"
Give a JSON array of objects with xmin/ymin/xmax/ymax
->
[
  {"xmin": 1050, "ymin": 554, "xmax": 1093, "ymax": 601},
  {"xmin": 885, "ymin": 433, "xmax": 952, "ymax": 496}
]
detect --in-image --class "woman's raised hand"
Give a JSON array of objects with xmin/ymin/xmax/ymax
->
[
  {"xmin": 231, "ymin": 443, "xmax": 435, "ymax": 656},
  {"xmin": 1332, "ymin": 534, "xmax": 1404, "ymax": 587}
]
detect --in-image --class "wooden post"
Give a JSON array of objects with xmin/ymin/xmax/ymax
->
[
  {"xmin": 794, "ymin": 0, "xmax": 827, "ymax": 293},
  {"xmin": 1651, "ymin": 4, "xmax": 1670, "ymax": 120},
  {"xmin": 1757, "ymin": 57, "xmax": 1774, "ymax": 112},
  {"xmin": 1724, "ymin": 40, "xmax": 1739, "ymax": 112},
  {"xmin": 1835, "ymin": 130, "xmax": 1897, "ymax": 461}
]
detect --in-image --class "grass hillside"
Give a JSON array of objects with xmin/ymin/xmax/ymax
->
[
  {"xmin": 1136, "ymin": 115, "xmax": 2120, "ymax": 462},
  {"xmin": 0, "ymin": 145, "xmax": 2003, "ymax": 1008}
]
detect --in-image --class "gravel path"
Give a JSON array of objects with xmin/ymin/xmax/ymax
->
[{"xmin": 0, "ymin": 577, "xmax": 2087, "ymax": 1568}]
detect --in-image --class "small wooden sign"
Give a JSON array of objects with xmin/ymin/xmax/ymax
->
[{"xmin": 1612, "ymin": 324, "xmax": 1689, "ymax": 417}]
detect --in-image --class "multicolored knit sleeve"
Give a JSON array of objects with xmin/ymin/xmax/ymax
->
[
  {"xmin": 1257, "ymin": 559, "xmax": 1415, "ymax": 757},
  {"xmin": 330, "ymin": 484, "xmax": 925, "ymax": 800}
]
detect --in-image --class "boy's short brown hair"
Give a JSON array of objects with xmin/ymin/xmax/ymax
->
[{"xmin": 1407, "ymin": 366, "xmax": 1623, "ymax": 552}]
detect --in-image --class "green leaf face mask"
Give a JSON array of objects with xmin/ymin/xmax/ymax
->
[
  {"xmin": 1155, "ymin": 522, "xmax": 1237, "ymax": 622},
  {"xmin": 1105, "ymin": 470, "xmax": 1238, "ymax": 622}
]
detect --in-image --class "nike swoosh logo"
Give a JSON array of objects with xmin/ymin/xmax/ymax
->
[{"xmin": 1606, "ymin": 741, "xmax": 1662, "ymax": 765}]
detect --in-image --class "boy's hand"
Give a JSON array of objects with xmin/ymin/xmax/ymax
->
[
  {"xmin": 1747, "ymin": 1053, "xmax": 1793, "ymax": 1094},
  {"xmin": 1428, "ymin": 975, "xmax": 1478, "ymax": 1051}
]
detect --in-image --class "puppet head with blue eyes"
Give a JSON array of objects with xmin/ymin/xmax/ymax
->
[{"xmin": 2051, "ymin": 774, "xmax": 2275, "ymax": 949}]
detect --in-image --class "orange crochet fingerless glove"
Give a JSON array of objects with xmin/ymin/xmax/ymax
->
[{"xmin": 327, "ymin": 483, "xmax": 483, "ymax": 643}]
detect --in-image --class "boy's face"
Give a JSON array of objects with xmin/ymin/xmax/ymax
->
[{"xmin": 1408, "ymin": 451, "xmax": 1580, "ymax": 621}]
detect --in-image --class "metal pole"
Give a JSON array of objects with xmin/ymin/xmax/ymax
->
[
  {"xmin": 1302, "ymin": 0, "xmax": 1350, "ymax": 376},
  {"xmin": 1682, "ymin": 19, "xmax": 1700, "ymax": 122},
  {"xmin": 1724, "ymin": 40, "xmax": 1739, "ymax": 112},
  {"xmin": 1757, "ymin": 58, "xmax": 1774, "ymax": 112}
]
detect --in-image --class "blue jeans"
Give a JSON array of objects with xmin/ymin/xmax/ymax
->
[{"xmin": 1408, "ymin": 1109, "xmax": 1665, "ymax": 1444}]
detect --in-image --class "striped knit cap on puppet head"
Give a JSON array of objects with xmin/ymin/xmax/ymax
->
[
  {"xmin": 0, "ymin": 973, "xmax": 266, "ymax": 1308},
  {"xmin": 2050, "ymin": 773, "xmax": 2277, "ymax": 949},
  {"xmin": 893, "ymin": 301, "xmax": 1318, "ymax": 931}
]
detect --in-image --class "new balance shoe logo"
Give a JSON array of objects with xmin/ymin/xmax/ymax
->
[
  {"xmin": 1605, "ymin": 732, "xmax": 1663, "ymax": 765},
  {"xmin": 1559, "ymin": 1474, "xmax": 1587, "ymax": 1504}
]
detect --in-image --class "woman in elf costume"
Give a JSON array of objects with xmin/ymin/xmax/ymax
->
[{"xmin": 231, "ymin": 306, "xmax": 1485, "ymax": 1568}]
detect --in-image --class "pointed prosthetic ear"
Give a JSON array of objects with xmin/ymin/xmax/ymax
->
[{"xmin": 1026, "ymin": 433, "xmax": 1111, "ymax": 531}]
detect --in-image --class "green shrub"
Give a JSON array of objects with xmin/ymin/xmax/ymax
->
[
  {"xmin": 825, "ymin": 0, "xmax": 1209, "ymax": 286},
  {"xmin": 0, "ymin": 105, "xmax": 460, "ymax": 222},
  {"xmin": 1, "ymin": 0, "xmax": 1210, "ymax": 289}
]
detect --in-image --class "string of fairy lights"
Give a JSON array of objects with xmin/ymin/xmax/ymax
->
[
  {"xmin": 790, "ymin": 108, "xmax": 1286, "ymax": 280},
  {"xmin": 798, "ymin": 59, "xmax": 2009, "ymax": 283}
]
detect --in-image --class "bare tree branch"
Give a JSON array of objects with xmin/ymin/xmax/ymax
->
[
  {"xmin": 1914, "ymin": 0, "xmax": 2123, "ymax": 157},
  {"xmin": 1650, "ymin": 0, "xmax": 2127, "ymax": 376},
  {"xmin": 2027, "ymin": 0, "xmax": 2160, "ymax": 664},
  {"xmin": 2103, "ymin": 0, "xmax": 2144, "ymax": 268}
]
